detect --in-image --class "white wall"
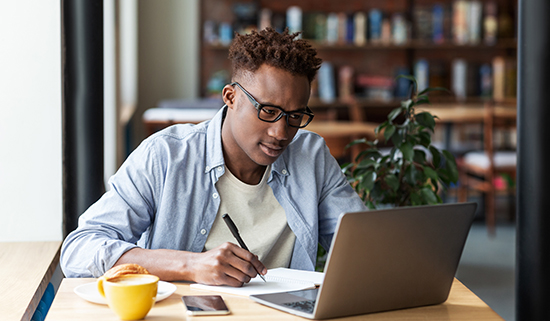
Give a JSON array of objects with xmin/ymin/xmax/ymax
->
[
  {"xmin": 133, "ymin": 0, "xmax": 200, "ymax": 146},
  {"xmin": 0, "ymin": 1, "xmax": 62, "ymax": 241}
]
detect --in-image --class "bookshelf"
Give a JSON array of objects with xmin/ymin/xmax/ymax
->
[{"xmin": 199, "ymin": 0, "xmax": 517, "ymax": 124}]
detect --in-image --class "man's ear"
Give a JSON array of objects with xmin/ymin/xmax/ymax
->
[{"xmin": 222, "ymin": 84, "xmax": 236, "ymax": 109}]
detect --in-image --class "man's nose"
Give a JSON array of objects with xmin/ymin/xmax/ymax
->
[{"xmin": 267, "ymin": 116, "xmax": 289, "ymax": 141}]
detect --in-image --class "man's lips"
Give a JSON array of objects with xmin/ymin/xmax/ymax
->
[{"xmin": 260, "ymin": 143, "xmax": 284, "ymax": 157}]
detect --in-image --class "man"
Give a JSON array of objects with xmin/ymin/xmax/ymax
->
[{"xmin": 61, "ymin": 28, "xmax": 367, "ymax": 286}]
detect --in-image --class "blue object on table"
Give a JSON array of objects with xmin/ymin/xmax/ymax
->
[{"xmin": 31, "ymin": 282, "xmax": 55, "ymax": 321}]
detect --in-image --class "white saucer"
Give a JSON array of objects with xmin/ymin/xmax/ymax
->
[{"xmin": 74, "ymin": 281, "xmax": 177, "ymax": 305}]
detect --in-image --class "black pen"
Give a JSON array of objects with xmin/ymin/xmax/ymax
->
[{"xmin": 222, "ymin": 213, "xmax": 266, "ymax": 282}]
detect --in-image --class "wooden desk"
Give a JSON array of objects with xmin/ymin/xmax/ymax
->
[
  {"xmin": 419, "ymin": 105, "xmax": 517, "ymax": 124},
  {"xmin": 0, "ymin": 242, "xmax": 61, "ymax": 321},
  {"xmin": 46, "ymin": 278, "xmax": 503, "ymax": 320}
]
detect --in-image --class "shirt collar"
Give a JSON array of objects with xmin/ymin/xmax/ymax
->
[
  {"xmin": 204, "ymin": 106, "xmax": 226, "ymax": 173},
  {"xmin": 204, "ymin": 105, "xmax": 290, "ymax": 179}
]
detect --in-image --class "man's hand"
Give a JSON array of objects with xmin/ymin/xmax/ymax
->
[
  {"xmin": 114, "ymin": 242, "xmax": 267, "ymax": 287},
  {"xmin": 188, "ymin": 242, "xmax": 267, "ymax": 287}
]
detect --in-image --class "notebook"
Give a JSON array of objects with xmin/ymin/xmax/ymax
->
[
  {"xmin": 190, "ymin": 268, "xmax": 324, "ymax": 296},
  {"xmin": 250, "ymin": 202, "xmax": 477, "ymax": 319}
]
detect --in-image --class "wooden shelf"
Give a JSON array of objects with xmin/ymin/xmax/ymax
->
[{"xmin": 204, "ymin": 39, "xmax": 517, "ymax": 51}]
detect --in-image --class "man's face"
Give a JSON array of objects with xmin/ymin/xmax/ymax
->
[{"xmin": 222, "ymin": 64, "xmax": 310, "ymax": 169}]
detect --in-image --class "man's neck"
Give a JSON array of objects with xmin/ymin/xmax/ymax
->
[{"xmin": 224, "ymin": 162, "xmax": 267, "ymax": 185}]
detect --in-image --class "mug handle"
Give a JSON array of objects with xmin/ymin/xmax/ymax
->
[{"xmin": 97, "ymin": 276, "xmax": 106, "ymax": 298}]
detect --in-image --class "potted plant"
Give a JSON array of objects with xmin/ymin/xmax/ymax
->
[{"xmin": 342, "ymin": 75, "xmax": 459, "ymax": 209}]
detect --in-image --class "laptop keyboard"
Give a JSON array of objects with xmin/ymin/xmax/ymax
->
[{"xmin": 283, "ymin": 300, "xmax": 316, "ymax": 313}]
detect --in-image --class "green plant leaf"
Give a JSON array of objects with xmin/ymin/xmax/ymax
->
[
  {"xmin": 404, "ymin": 164, "xmax": 418, "ymax": 185},
  {"xmin": 356, "ymin": 149, "xmax": 381, "ymax": 162},
  {"xmin": 385, "ymin": 174, "xmax": 399, "ymax": 192},
  {"xmin": 357, "ymin": 158, "xmax": 378, "ymax": 169},
  {"xmin": 361, "ymin": 171, "xmax": 377, "ymax": 191},
  {"xmin": 392, "ymin": 129, "xmax": 405, "ymax": 146},
  {"xmin": 399, "ymin": 142, "xmax": 414, "ymax": 161},
  {"xmin": 410, "ymin": 192, "xmax": 422, "ymax": 206},
  {"xmin": 415, "ymin": 97, "xmax": 430, "ymax": 106},
  {"xmin": 418, "ymin": 131, "xmax": 431, "ymax": 147},
  {"xmin": 422, "ymin": 166, "xmax": 438, "ymax": 180},
  {"xmin": 384, "ymin": 125, "xmax": 396, "ymax": 143},
  {"xmin": 387, "ymin": 107, "xmax": 404, "ymax": 122},
  {"xmin": 442, "ymin": 150, "xmax": 459, "ymax": 183},
  {"xmin": 375, "ymin": 121, "xmax": 388, "ymax": 136},
  {"xmin": 345, "ymin": 138, "xmax": 369, "ymax": 149},
  {"xmin": 429, "ymin": 146, "xmax": 441, "ymax": 167},
  {"xmin": 415, "ymin": 112, "xmax": 436, "ymax": 132},
  {"xmin": 396, "ymin": 75, "xmax": 418, "ymax": 95},
  {"xmin": 401, "ymin": 99, "xmax": 413, "ymax": 109},
  {"xmin": 420, "ymin": 187, "xmax": 439, "ymax": 204},
  {"xmin": 418, "ymin": 86, "xmax": 451, "ymax": 96},
  {"xmin": 414, "ymin": 149, "xmax": 427, "ymax": 164}
]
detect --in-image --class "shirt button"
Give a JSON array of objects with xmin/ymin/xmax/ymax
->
[
  {"xmin": 217, "ymin": 166, "xmax": 223, "ymax": 171},
  {"xmin": 200, "ymin": 229, "xmax": 207, "ymax": 235},
  {"xmin": 282, "ymin": 169, "xmax": 288, "ymax": 175},
  {"xmin": 212, "ymin": 193, "xmax": 219, "ymax": 199},
  {"xmin": 205, "ymin": 166, "xmax": 210, "ymax": 171}
]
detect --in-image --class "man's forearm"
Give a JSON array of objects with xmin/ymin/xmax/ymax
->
[{"xmin": 115, "ymin": 248, "xmax": 196, "ymax": 281}]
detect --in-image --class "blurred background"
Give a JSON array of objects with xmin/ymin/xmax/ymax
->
[{"xmin": 0, "ymin": 0, "xmax": 518, "ymax": 319}]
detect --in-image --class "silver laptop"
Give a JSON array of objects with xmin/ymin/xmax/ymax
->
[{"xmin": 250, "ymin": 202, "xmax": 477, "ymax": 319}]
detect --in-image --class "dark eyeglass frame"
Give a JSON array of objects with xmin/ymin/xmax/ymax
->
[{"xmin": 230, "ymin": 82, "xmax": 314, "ymax": 128}]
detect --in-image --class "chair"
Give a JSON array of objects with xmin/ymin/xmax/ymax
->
[{"xmin": 457, "ymin": 101, "xmax": 517, "ymax": 234}]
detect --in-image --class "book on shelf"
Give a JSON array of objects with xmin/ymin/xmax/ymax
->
[
  {"xmin": 429, "ymin": 62, "xmax": 446, "ymax": 93},
  {"xmin": 394, "ymin": 67, "xmax": 412, "ymax": 99},
  {"xmin": 414, "ymin": 59, "xmax": 429, "ymax": 93},
  {"xmin": 326, "ymin": 13, "xmax": 338, "ymax": 44},
  {"xmin": 232, "ymin": 2, "xmax": 259, "ymax": 35},
  {"xmin": 346, "ymin": 14, "xmax": 355, "ymax": 44},
  {"xmin": 452, "ymin": 59, "xmax": 467, "ymax": 101},
  {"xmin": 368, "ymin": 9, "xmax": 383, "ymax": 44},
  {"xmin": 337, "ymin": 12, "xmax": 347, "ymax": 45},
  {"xmin": 504, "ymin": 58, "xmax": 517, "ymax": 98},
  {"xmin": 338, "ymin": 66, "xmax": 354, "ymax": 101},
  {"xmin": 452, "ymin": 0, "xmax": 468, "ymax": 45},
  {"xmin": 259, "ymin": 8, "xmax": 272, "ymax": 31},
  {"xmin": 272, "ymin": 12, "xmax": 286, "ymax": 33},
  {"xmin": 190, "ymin": 268, "xmax": 324, "ymax": 297},
  {"xmin": 302, "ymin": 12, "xmax": 317, "ymax": 40},
  {"xmin": 353, "ymin": 12, "xmax": 366, "ymax": 46},
  {"xmin": 219, "ymin": 22, "xmax": 233, "ymax": 46},
  {"xmin": 318, "ymin": 62, "xmax": 336, "ymax": 103},
  {"xmin": 391, "ymin": 13, "xmax": 408, "ymax": 45},
  {"xmin": 356, "ymin": 74, "xmax": 394, "ymax": 101},
  {"xmin": 203, "ymin": 20, "xmax": 218, "ymax": 44},
  {"xmin": 483, "ymin": 1, "xmax": 498, "ymax": 45},
  {"xmin": 413, "ymin": 5, "xmax": 432, "ymax": 42},
  {"xmin": 468, "ymin": 1, "xmax": 482, "ymax": 45},
  {"xmin": 315, "ymin": 13, "xmax": 327, "ymax": 42},
  {"xmin": 432, "ymin": 4, "xmax": 445, "ymax": 44},
  {"xmin": 286, "ymin": 6, "xmax": 302, "ymax": 36},
  {"xmin": 381, "ymin": 18, "xmax": 392, "ymax": 45},
  {"xmin": 466, "ymin": 62, "xmax": 481, "ymax": 97},
  {"xmin": 479, "ymin": 63, "xmax": 493, "ymax": 98},
  {"xmin": 492, "ymin": 56, "xmax": 505, "ymax": 101}
]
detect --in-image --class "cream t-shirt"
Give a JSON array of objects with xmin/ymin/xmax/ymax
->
[{"xmin": 204, "ymin": 165, "xmax": 296, "ymax": 268}]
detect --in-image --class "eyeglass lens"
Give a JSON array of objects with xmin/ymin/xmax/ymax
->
[{"xmin": 258, "ymin": 106, "xmax": 311, "ymax": 128}]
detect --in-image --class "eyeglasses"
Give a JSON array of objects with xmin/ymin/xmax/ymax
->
[{"xmin": 230, "ymin": 82, "xmax": 314, "ymax": 128}]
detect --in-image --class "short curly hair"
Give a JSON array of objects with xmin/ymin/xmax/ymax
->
[{"xmin": 228, "ymin": 28, "xmax": 322, "ymax": 83}]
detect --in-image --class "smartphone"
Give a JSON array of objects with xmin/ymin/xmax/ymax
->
[{"xmin": 181, "ymin": 295, "xmax": 230, "ymax": 315}]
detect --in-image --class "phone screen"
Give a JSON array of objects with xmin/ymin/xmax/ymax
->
[{"xmin": 181, "ymin": 295, "xmax": 230, "ymax": 315}]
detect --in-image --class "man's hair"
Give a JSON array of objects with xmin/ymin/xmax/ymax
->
[{"xmin": 228, "ymin": 28, "xmax": 322, "ymax": 83}]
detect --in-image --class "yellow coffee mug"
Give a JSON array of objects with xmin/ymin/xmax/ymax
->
[{"xmin": 97, "ymin": 274, "xmax": 159, "ymax": 320}]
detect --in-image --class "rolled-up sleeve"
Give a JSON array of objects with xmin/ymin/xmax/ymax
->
[{"xmin": 61, "ymin": 140, "xmax": 163, "ymax": 277}]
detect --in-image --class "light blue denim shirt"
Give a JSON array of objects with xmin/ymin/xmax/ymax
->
[{"xmin": 61, "ymin": 106, "xmax": 367, "ymax": 278}]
